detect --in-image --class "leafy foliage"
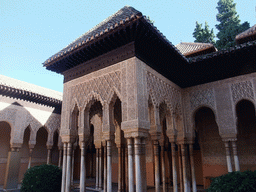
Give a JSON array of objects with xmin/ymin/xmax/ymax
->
[
  {"xmin": 21, "ymin": 164, "xmax": 62, "ymax": 192},
  {"xmin": 193, "ymin": 22, "xmax": 215, "ymax": 44},
  {"xmin": 215, "ymin": 0, "xmax": 250, "ymax": 50},
  {"xmin": 207, "ymin": 171, "xmax": 256, "ymax": 192}
]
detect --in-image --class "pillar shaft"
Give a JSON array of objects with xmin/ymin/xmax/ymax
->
[
  {"xmin": 232, "ymin": 141, "xmax": 240, "ymax": 171},
  {"xmin": 161, "ymin": 145, "xmax": 166, "ymax": 192},
  {"xmin": 99, "ymin": 147, "xmax": 103, "ymax": 189},
  {"xmin": 58, "ymin": 149, "xmax": 63, "ymax": 168},
  {"xmin": 96, "ymin": 148, "xmax": 99, "ymax": 189},
  {"xmin": 135, "ymin": 137, "xmax": 145, "ymax": 192},
  {"xmin": 71, "ymin": 148, "xmax": 75, "ymax": 186},
  {"xmin": 224, "ymin": 141, "xmax": 232, "ymax": 172},
  {"xmin": 153, "ymin": 141, "xmax": 160, "ymax": 192},
  {"xmin": 80, "ymin": 142, "xmax": 86, "ymax": 192},
  {"xmin": 47, "ymin": 148, "xmax": 51, "ymax": 164},
  {"xmin": 171, "ymin": 142, "xmax": 178, "ymax": 192},
  {"xmin": 181, "ymin": 144, "xmax": 188, "ymax": 192},
  {"xmin": 178, "ymin": 145, "xmax": 183, "ymax": 192},
  {"xmin": 107, "ymin": 140, "xmax": 112, "ymax": 192},
  {"xmin": 61, "ymin": 143, "xmax": 67, "ymax": 192},
  {"xmin": 28, "ymin": 148, "xmax": 33, "ymax": 169},
  {"xmin": 189, "ymin": 144, "xmax": 197, "ymax": 192},
  {"xmin": 104, "ymin": 144, "xmax": 107, "ymax": 192},
  {"xmin": 127, "ymin": 138, "xmax": 134, "ymax": 192},
  {"xmin": 118, "ymin": 146, "xmax": 122, "ymax": 192},
  {"xmin": 65, "ymin": 143, "xmax": 73, "ymax": 192}
]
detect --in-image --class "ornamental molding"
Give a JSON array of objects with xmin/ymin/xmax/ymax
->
[
  {"xmin": 68, "ymin": 70, "xmax": 121, "ymax": 111},
  {"xmin": 231, "ymin": 80, "xmax": 254, "ymax": 104},
  {"xmin": 146, "ymin": 71, "xmax": 181, "ymax": 115},
  {"xmin": 190, "ymin": 88, "xmax": 215, "ymax": 112}
]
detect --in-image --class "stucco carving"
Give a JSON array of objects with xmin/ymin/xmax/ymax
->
[
  {"xmin": 190, "ymin": 88, "xmax": 215, "ymax": 112},
  {"xmin": 231, "ymin": 80, "xmax": 254, "ymax": 104},
  {"xmin": 68, "ymin": 71, "xmax": 121, "ymax": 111},
  {"xmin": 146, "ymin": 71, "xmax": 181, "ymax": 114}
]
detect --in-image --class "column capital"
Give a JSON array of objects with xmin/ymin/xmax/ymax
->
[
  {"xmin": 10, "ymin": 143, "xmax": 22, "ymax": 150},
  {"xmin": 222, "ymin": 137, "xmax": 237, "ymax": 142}
]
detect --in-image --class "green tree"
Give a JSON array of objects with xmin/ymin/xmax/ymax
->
[
  {"xmin": 215, "ymin": 0, "xmax": 250, "ymax": 49},
  {"xmin": 193, "ymin": 21, "xmax": 215, "ymax": 44}
]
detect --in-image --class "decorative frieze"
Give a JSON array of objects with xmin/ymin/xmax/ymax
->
[
  {"xmin": 68, "ymin": 71, "xmax": 121, "ymax": 109},
  {"xmin": 146, "ymin": 71, "xmax": 181, "ymax": 113},
  {"xmin": 231, "ymin": 81, "xmax": 254, "ymax": 104},
  {"xmin": 190, "ymin": 88, "xmax": 215, "ymax": 112}
]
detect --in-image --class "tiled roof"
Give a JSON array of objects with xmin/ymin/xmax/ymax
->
[
  {"xmin": 236, "ymin": 24, "xmax": 256, "ymax": 44},
  {"xmin": 43, "ymin": 6, "xmax": 142, "ymax": 66},
  {"xmin": 188, "ymin": 39, "xmax": 256, "ymax": 63},
  {"xmin": 43, "ymin": 6, "xmax": 186, "ymax": 68},
  {"xmin": 175, "ymin": 42, "xmax": 216, "ymax": 56},
  {"xmin": 0, "ymin": 75, "xmax": 62, "ymax": 101}
]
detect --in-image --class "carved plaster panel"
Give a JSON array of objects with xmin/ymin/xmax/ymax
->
[
  {"xmin": 68, "ymin": 70, "xmax": 121, "ymax": 110},
  {"xmin": 231, "ymin": 80, "xmax": 254, "ymax": 104},
  {"xmin": 146, "ymin": 71, "xmax": 181, "ymax": 114},
  {"xmin": 190, "ymin": 88, "xmax": 215, "ymax": 112}
]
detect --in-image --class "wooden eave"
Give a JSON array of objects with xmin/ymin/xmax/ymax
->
[{"xmin": 0, "ymin": 85, "xmax": 62, "ymax": 109}]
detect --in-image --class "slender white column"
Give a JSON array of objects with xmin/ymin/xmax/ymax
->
[
  {"xmin": 28, "ymin": 148, "xmax": 33, "ymax": 169},
  {"xmin": 171, "ymin": 142, "xmax": 178, "ymax": 192},
  {"xmin": 96, "ymin": 148, "xmax": 99, "ymax": 189},
  {"xmin": 58, "ymin": 148, "xmax": 63, "ymax": 168},
  {"xmin": 125, "ymin": 146, "xmax": 129, "ymax": 192},
  {"xmin": 189, "ymin": 144, "xmax": 197, "ymax": 192},
  {"xmin": 71, "ymin": 148, "xmax": 75, "ymax": 186},
  {"xmin": 181, "ymin": 144, "xmax": 188, "ymax": 192},
  {"xmin": 65, "ymin": 142, "xmax": 73, "ymax": 192},
  {"xmin": 61, "ymin": 143, "xmax": 67, "ymax": 192},
  {"xmin": 104, "ymin": 144, "xmax": 107, "ymax": 192},
  {"xmin": 232, "ymin": 141, "xmax": 240, "ymax": 171},
  {"xmin": 135, "ymin": 137, "xmax": 143, "ymax": 192},
  {"xmin": 127, "ymin": 138, "xmax": 134, "ymax": 192},
  {"xmin": 47, "ymin": 147, "xmax": 52, "ymax": 164},
  {"xmin": 107, "ymin": 140, "xmax": 112, "ymax": 192},
  {"xmin": 161, "ymin": 145, "xmax": 166, "ymax": 192},
  {"xmin": 80, "ymin": 142, "xmax": 86, "ymax": 192},
  {"xmin": 224, "ymin": 141, "xmax": 232, "ymax": 172},
  {"xmin": 178, "ymin": 145, "xmax": 183, "ymax": 192},
  {"xmin": 153, "ymin": 141, "xmax": 160, "ymax": 192},
  {"xmin": 99, "ymin": 147, "xmax": 103, "ymax": 190},
  {"xmin": 118, "ymin": 146, "xmax": 122, "ymax": 192}
]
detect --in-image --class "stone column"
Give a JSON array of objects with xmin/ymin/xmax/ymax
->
[
  {"xmin": 135, "ymin": 137, "xmax": 145, "ymax": 192},
  {"xmin": 61, "ymin": 143, "xmax": 67, "ymax": 192},
  {"xmin": 171, "ymin": 142, "xmax": 178, "ymax": 192},
  {"xmin": 178, "ymin": 145, "xmax": 183, "ymax": 192},
  {"xmin": 125, "ymin": 145, "xmax": 129, "ymax": 192},
  {"xmin": 58, "ymin": 147, "xmax": 63, "ymax": 168},
  {"xmin": 181, "ymin": 144, "xmax": 188, "ymax": 192},
  {"xmin": 224, "ymin": 141, "xmax": 232, "ymax": 172},
  {"xmin": 47, "ymin": 145, "xmax": 52, "ymax": 164},
  {"xmin": 232, "ymin": 141, "xmax": 240, "ymax": 171},
  {"xmin": 28, "ymin": 147, "xmax": 33, "ymax": 169},
  {"xmin": 153, "ymin": 140, "xmax": 160, "ymax": 192},
  {"xmin": 118, "ymin": 145, "xmax": 122, "ymax": 192},
  {"xmin": 65, "ymin": 142, "xmax": 73, "ymax": 192},
  {"xmin": 104, "ymin": 144, "xmax": 107, "ymax": 192},
  {"xmin": 96, "ymin": 148, "xmax": 99, "ymax": 189},
  {"xmin": 107, "ymin": 140, "xmax": 112, "ymax": 192},
  {"xmin": 71, "ymin": 147, "xmax": 75, "ymax": 186},
  {"xmin": 4, "ymin": 146, "xmax": 21, "ymax": 190},
  {"xmin": 189, "ymin": 144, "xmax": 197, "ymax": 192},
  {"xmin": 99, "ymin": 147, "xmax": 103, "ymax": 190},
  {"xmin": 161, "ymin": 144, "xmax": 166, "ymax": 192},
  {"xmin": 80, "ymin": 142, "xmax": 86, "ymax": 192},
  {"xmin": 127, "ymin": 138, "xmax": 134, "ymax": 192}
]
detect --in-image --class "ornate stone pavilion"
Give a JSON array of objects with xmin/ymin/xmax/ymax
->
[
  {"xmin": 43, "ymin": 6, "xmax": 256, "ymax": 192},
  {"xmin": 0, "ymin": 75, "xmax": 62, "ymax": 190}
]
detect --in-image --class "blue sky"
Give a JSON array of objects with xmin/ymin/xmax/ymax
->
[{"xmin": 1, "ymin": 0, "xmax": 255, "ymax": 93}]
